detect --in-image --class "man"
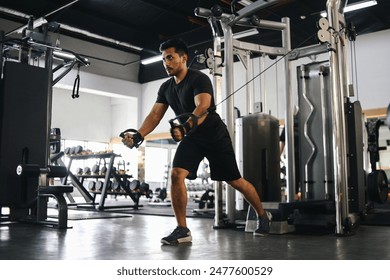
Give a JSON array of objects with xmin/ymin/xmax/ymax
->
[{"xmin": 122, "ymin": 38, "xmax": 271, "ymax": 245}]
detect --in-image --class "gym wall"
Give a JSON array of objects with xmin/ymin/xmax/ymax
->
[
  {"xmin": 51, "ymin": 87, "xmax": 112, "ymax": 142},
  {"xmin": 51, "ymin": 70, "xmax": 140, "ymax": 143},
  {"xmin": 354, "ymin": 28, "xmax": 390, "ymax": 109}
]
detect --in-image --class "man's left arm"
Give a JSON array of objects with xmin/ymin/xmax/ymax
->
[
  {"xmin": 192, "ymin": 93, "xmax": 212, "ymax": 126},
  {"xmin": 171, "ymin": 93, "xmax": 211, "ymax": 141}
]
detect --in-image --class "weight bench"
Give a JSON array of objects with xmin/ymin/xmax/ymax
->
[{"xmin": 16, "ymin": 164, "xmax": 73, "ymax": 229}]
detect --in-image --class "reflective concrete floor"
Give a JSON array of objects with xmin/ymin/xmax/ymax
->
[{"xmin": 1, "ymin": 211, "xmax": 390, "ymax": 260}]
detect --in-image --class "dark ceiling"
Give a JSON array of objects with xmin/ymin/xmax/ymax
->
[{"xmin": 0, "ymin": 0, "xmax": 389, "ymax": 84}]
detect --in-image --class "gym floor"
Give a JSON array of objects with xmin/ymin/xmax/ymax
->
[{"xmin": 1, "ymin": 201, "xmax": 390, "ymax": 260}]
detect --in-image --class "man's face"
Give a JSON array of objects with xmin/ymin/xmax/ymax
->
[{"xmin": 161, "ymin": 47, "xmax": 186, "ymax": 77}]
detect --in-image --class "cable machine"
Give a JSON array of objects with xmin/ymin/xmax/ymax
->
[
  {"xmin": 195, "ymin": 0, "xmax": 374, "ymax": 236},
  {"xmin": 196, "ymin": 0, "xmax": 288, "ymax": 229},
  {"xmin": 0, "ymin": 16, "xmax": 89, "ymax": 228}
]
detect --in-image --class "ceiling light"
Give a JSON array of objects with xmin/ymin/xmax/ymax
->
[
  {"xmin": 320, "ymin": 0, "xmax": 377, "ymax": 17},
  {"xmin": 141, "ymin": 55, "xmax": 161, "ymax": 65}
]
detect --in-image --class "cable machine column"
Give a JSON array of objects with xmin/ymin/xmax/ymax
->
[
  {"xmin": 327, "ymin": 0, "xmax": 350, "ymax": 235},
  {"xmin": 281, "ymin": 17, "xmax": 295, "ymax": 202},
  {"xmin": 221, "ymin": 19, "xmax": 237, "ymax": 223},
  {"xmin": 207, "ymin": 15, "xmax": 225, "ymax": 228}
]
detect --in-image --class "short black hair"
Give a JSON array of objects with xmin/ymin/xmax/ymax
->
[{"xmin": 159, "ymin": 38, "xmax": 189, "ymax": 56}]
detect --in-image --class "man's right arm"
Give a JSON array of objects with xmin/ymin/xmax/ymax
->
[{"xmin": 137, "ymin": 102, "xmax": 169, "ymax": 138}]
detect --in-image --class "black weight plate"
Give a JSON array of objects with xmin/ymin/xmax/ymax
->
[
  {"xmin": 75, "ymin": 145, "xmax": 83, "ymax": 154},
  {"xmin": 129, "ymin": 179, "xmax": 140, "ymax": 190},
  {"xmin": 367, "ymin": 170, "xmax": 388, "ymax": 204},
  {"xmin": 100, "ymin": 166, "xmax": 108, "ymax": 175},
  {"xmin": 91, "ymin": 164, "xmax": 99, "ymax": 174},
  {"xmin": 88, "ymin": 181, "xmax": 96, "ymax": 191},
  {"xmin": 140, "ymin": 182, "xmax": 149, "ymax": 193},
  {"xmin": 96, "ymin": 181, "xmax": 104, "ymax": 191},
  {"xmin": 64, "ymin": 147, "xmax": 71, "ymax": 155},
  {"xmin": 112, "ymin": 181, "xmax": 120, "ymax": 191},
  {"xmin": 70, "ymin": 146, "xmax": 76, "ymax": 154}
]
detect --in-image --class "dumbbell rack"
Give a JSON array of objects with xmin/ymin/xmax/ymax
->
[{"xmin": 63, "ymin": 152, "xmax": 141, "ymax": 211}]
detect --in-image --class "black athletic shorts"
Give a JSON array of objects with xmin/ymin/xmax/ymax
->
[{"xmin": 172, "ymin": 130, "xmax": 242, "ymax": 182}]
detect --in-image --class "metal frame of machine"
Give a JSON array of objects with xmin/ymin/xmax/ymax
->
[
  {"xmin": 195, "ymin": 0, "xmax": 370, "ymax": 236},
  {"xmin": 0, "ymin": 16, "xmax": 89, "ymax": 228}
]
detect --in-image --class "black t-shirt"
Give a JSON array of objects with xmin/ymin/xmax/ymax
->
[{"xmin": 156, "ymin": 69, "xmax": 226, "ymax": 141}]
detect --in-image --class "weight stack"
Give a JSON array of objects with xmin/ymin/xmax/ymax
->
[
  {"xmin": 236, "ymin": 113, "xmax": 281, "ymax": 204},
  {"xmin": 0, "ymin": 61, "xmax": 50, "ymax": 207}
]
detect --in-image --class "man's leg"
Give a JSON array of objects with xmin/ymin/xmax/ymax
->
[
  {"xmin": 227, "ymin": 177, "xmax": 265, "ymax": 217},
  {"xmin": 160, "ymin": 167, "xmax": 192, "ymax": 245},
  {"xmin": 228, "ymin": 177, "xmax": 272, "ymax": 236},
  {"xmin": 170, "ymin": 167, "xmax": 189, "ymax": 227}
]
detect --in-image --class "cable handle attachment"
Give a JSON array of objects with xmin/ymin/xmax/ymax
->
[
  {"xmin": 169, "ymin": 113, "xmax": 200, "ymax": 142},
  {"xmin": 119, "ymin": 128, "xmax": 144, "ymax": 149},
  {"xmin": 72, "ymin": 64, "xmax": 81, "ymax": 99}
]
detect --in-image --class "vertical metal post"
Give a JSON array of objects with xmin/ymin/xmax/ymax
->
[
  {"xmin": 259, "ymin": 55, "xmax": 266, "ymax": 112},
  {"xmin": 221, "ymin": 19, "xmax": 236, "ymax": 223},
  {"xmin": 282, "ymin": 17, "xmax": 295, "ymax": 202},
  {"xmin": 319, "ymin": 66, "xmax": 330, "ymax": 199},
  {"xmin": 45, "ymin": 48, "xmax": 54, "ymax": 168},
  {"xmin": 246, "ymin": 51, "xmax": 254, "ymax": 114},
  {"xmin": 209, "ymin": 29, "xmax": 225, "ymax": 227},
  {"xmin": 0, "ymin": 31, "xmax": 3, "ymax": 80},
  {"xmin": 326, "ymin": 0, "xmax": 349, "ymax": 235}
]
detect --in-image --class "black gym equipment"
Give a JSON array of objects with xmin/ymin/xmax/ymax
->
[
  {"xmin": 195, "ymin": 189, "xmax": 215, "ymax": 210},
  {"xmin": 95, "ymin": 181, "xmax": 104, "ymax": 192},
  {"xmin": 83, "ymin": 166, "xmax": 91, "ymax": 175},
  {"xmin": 367, "ymin": 171, "xmax": 388, "ymax": 204},
  {"xmin": 154, "ymin": 187, "xmax": 168, "ymax": 202},
  {"xmin": 0, "ymin": 18, "xmax": 87, "ymax": 228},
  {"xmin": 91, "ymin": 158, "xmax": 106, "ymax": 175},
  {"xmin": 74, "ymin": 145, "xmax": 83, "ymax": 154},
  {"xmin": 140, "ymin": 182, "xmax": 153, "ymax": 199},
  {"xmin": 111, "ymin": 180, "xmax": 121, "ymax": 192},
  {"xmin": 366, "ymin": 118, "xmax": 389, "ymax": 204},
  {"xmin": 76, "ymin": 167, "xmax": 83, "ymax": 176},
  {"xmin": 15, "ymin": 164, "xmax": 73, "ymax": 229},
  {"xmin": 64, "ymin": 147, "xmax": 71, "ymax": 155},
  {"xmin": 116, "ymin": 160, "xmax": 126, "ymax": 175},
  {"xmin": 238, "ymin": 113, "xmax": 281, "ymax": 202},
  {"xmin": 88, "ymin": 181, "xmax": 96, "ymax": 191},
  {"xmin": 129, "ymin": 179, "xmax": 140, "ymax": 191},
  {"xmin": 16, "ymin": 164, "xmax": 68, "ymax": 178},
  {"xmin": 50, "ymin": 128, "xmax": 61, "ymax": 154},
  {"xmin": 60, "ymin": 151, "xmax": 145, "ymax": 210}
]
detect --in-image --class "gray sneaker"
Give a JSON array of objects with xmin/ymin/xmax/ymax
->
[
  {"xmin": 253, "ymin": 211, "xmax": 272, "ymax": 236},
  {"xmin": 161, "ymin": 226, "xmax": 192, "ymax": 245}
]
